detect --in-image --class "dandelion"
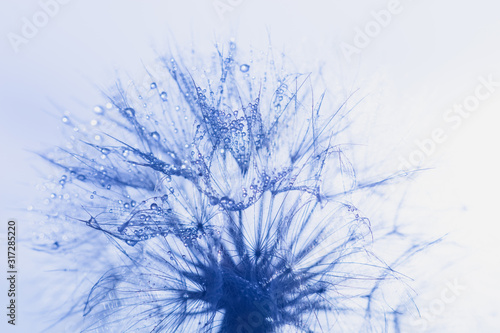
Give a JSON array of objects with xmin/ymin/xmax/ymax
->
[{"xmin": 37, "ymin": 43, "xmax": 429, "ymax": 332}]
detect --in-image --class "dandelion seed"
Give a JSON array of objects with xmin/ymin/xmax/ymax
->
[{"xmin": 37, "ymin": 42, "xmax": 431, "ymax": 333}]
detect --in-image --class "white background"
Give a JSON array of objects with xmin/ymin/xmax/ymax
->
[{"xmin": 1, "ymin": 0, "xmax": 500, "ymax": 332}]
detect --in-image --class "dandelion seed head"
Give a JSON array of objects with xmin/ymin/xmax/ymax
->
[{"xmin": 35, "ymin": 42, "xmax": 428, "ymax": 332}]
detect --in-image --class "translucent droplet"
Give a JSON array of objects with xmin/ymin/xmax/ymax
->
[
  {"xmin": 150, "ymin": 131, "xmax": 160, "ymax": 141},
  {"xmin": 126, "ymin": 239, "xmax": 138, "ymax": 246},
  {"xmin": 150, "ymin": 203, "xmax": 158, "ymax": 210},
  {"xmin": 240, "ymin": 64, "xmax": 250, "ymax": 72},
  {"xmin": 161, "ymin": 194, "xmax": 168, "ymax": 202},
  {"xmin": 87, "ymin": 217, "xmax": 98, "ymax": 227},
  {"xmin": 93, "ymin": 106, "xmax": 104, "ymax": 115},
  {"xmin": 123, "ymin": 108, "xmax": 135, "ymax": 118},
  {"xmin": 61, "ymin": 116, "xmax": 69, "ymax": 124},
  {"xmin": 160, "ymin": 91, "xmax": 168, "ymax": 101},
  {"xmin": 150, "ymin": 82, "xmax": 157, "ymax": 89},
  {"xmin": 209, "ymin": 197, "xmax": 219, "ymax": 205},
  {"xmin": 77, "ymin": 174, "xmax": 86, "ymax": 181}
]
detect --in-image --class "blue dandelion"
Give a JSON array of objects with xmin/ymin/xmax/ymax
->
[{"xmin": 37, "ymin": 43, "xmax": 430, "ymax": 332}]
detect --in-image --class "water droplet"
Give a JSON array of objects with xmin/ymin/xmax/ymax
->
[
  {"xmin": 150, "ymin": 203, "xmax": 158, "ymax": 210},
  {"xmin": 77, "ymin": 174, "xmax": 86, "ymax": 181},
  {"xmin": 240, "ymin": 64, "xmax": 250, "ymax": 72},
  {"xmin": 123, "ymin": 108, "xmax": 135, "ymax": 118},
  {"xmin": 150, "ymin": 131, "xmax": 160, "ymax": 140},
  {"xmin": 126, "ymin": 239, "xmax": 138, "ymax": 246},
  {"xmin": 150, "ymin": 82, "xmax": 157, "ymax": 89},
  {"xmin": 160, "ymin": 91, "xmax": 168, "ymax": 101},
  {"xmin": 61, "ymin": 116, "xmax": 69, "ymax": 124},
  {"xmin": 87, "ymin": 217, "xmax": 98, "ymax": 227},
  {"xmin": 93, "ymin": 106, "xmax": 104, "ymax": 115},
  {"xmin": 209, "ymin": 197, "xmax": 219, "ymax": 205},
  {"xmin": 161, "ymin": 194, "xmax": 168, "ymax": 202}
]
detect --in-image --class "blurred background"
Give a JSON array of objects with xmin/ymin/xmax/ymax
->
[{"xmin": 1, "ymin": 0, "xmax": 499, "ymax": 331}]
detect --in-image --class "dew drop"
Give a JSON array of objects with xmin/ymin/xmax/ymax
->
[
  {"xmin": 93, "ymin": 106, "xmax": 104, "ymax": 115},
  {"xmin": 150, "ymin": 203, "xmax": 158, "ymax": 210},
  {"xmin": 123, "ymin": 108, "xmax": 135, "ymax": 118},
  {"xmin": 126, "ymin": 239, "xmax": 138, "ymax": 246},
  {"xmin": 150, "ymin": 82, "xmax": 157, "ymax": 89},
  {"xmin": 160, "ymin": 91, "xmax": 168, "ymax": 101},
  {"xmin": 240, "ymin": 64, "xmax": 250, "ymax": 72},
  {"xmin": 87, "ymin": 217, "xmax": 98, "ymax": 227},
  {"xmin": 150, "ymin": 131, "xmax": 160, "ymax": 141},
  {"xmin": 61, "ymin": 116, "xmax": 69, "ymax": 124},
  {"xmin": 209, "ymin": 196, "xmax": 219, "ymax": 206}
]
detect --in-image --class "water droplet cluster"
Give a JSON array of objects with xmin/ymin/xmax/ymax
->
[{"xmin": 37, "ymin": 43, "xmax": 420, "ymax": 332}]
